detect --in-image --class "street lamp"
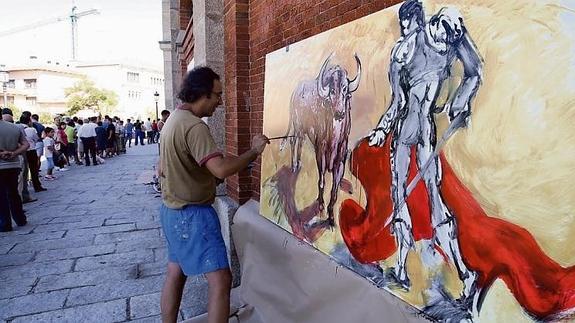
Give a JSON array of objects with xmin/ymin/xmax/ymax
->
[
  {"xmin": 154, "ymin": 91, "xmax": 160, "ymax": 154},
  {"xmin": 0, "ymin": 65, "xmax": 8, "ymax": 109}
]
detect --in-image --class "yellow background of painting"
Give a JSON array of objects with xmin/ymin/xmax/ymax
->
[{"xmin": 260, "ymin": 0, "xmax": 575, "ymax": 321}]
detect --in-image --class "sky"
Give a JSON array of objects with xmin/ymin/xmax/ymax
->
[{"xmin": 0, "ymin": 0, "xmax": 164, "ymax": 69}]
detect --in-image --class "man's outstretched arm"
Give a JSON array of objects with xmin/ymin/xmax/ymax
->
[{"xmin": 205, "ymin": 134, "xmax": 269, "ymax": 179}]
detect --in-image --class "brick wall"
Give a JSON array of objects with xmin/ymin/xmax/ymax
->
[
  {"xmin": 180, "ymin": 0, "xmax": 194, "ymax": 78},
  {"xmin": 223, "ymin": 0, "xmax": 251, "ymax": 203},
  {"xmin": 180, "ymin": 0, "xmax": 193, "ymax": 29},
  {"xmin": 224, "ymin": 0, "xmax": 402, "ymax": 203}
]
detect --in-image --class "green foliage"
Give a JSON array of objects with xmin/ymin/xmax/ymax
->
[
  {"xmin": 38, "ymin": 112, "xmax": 53, "ymax": 125},
  {"xmin": 7, "ymin": 103, "xmax": 22, "ymax": 118},
  {"xmin": 65, "ymin": 78, "xmax": 118, "ymax": 116}
]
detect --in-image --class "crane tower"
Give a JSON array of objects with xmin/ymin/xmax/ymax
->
[{"xmin": 0, "ymin": 6, "xmax": 100, "ymax": 60}]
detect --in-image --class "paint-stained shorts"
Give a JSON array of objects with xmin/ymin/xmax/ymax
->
[{"xmin": 160, "ymin": 204, "xmax": 229, "ymax": 276}]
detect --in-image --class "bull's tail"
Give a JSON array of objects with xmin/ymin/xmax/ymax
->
[
  {"xmin": 279, "ymin": 123, "xmax": 292, "ymax": 151},
  {"xmin": 280, "ymin": 98, "xmax": 296, "ymax": 152}
]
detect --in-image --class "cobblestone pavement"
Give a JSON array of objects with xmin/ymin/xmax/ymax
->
[{"xmin": 0, "ymin": 143, "xmax": 208, "ymax": 322}]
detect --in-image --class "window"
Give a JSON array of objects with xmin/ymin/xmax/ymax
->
[
  {"xmin": 127, "ymin": 72, "xmax": 139, "ymax": 83},
  {"xmin": 24, "ymin": 79, "xmax": 37, "ymax": 89},
  {"xmin": 26, "ymin": 97, "xmax": 37, "ymax": 105},
  {"xmin": 149, "ymin": 77, "xmax": 163, "ymax": 86},
  {"xmin": 128, "ymin": 91, "xmax": 142, "ymax": 100},
  {"xmin": 7, "ymin": 79, "xmax": 15, "ymax": 88}
]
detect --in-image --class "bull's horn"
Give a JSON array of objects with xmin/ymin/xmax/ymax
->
[
  {"xmin": 317, "ymin": 53, "xmax": 333, "ymax": 98},
  {"xmin": 348, "ymin": 53, "xmax": 362, "ymax": 93}
]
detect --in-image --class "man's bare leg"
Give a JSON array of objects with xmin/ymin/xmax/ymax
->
[
  {"xmin": 205, "ymin": 268, "xmax": 232, "ymax": 323},
  {"xmin": 417, "ymin": 141, "xmax": 477, "ymax": 299},
  {"xmin": 391, "ymin": 141, "xmax": 415, "ymax": 288},
  {"xmin": 161, "ymin": 262, "xmax": 187, "ymax": 323}
]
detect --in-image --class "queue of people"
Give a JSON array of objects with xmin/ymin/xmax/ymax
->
[{"xmin": 0, "ymin": 108, "xmax": 171, "ymax": 232}]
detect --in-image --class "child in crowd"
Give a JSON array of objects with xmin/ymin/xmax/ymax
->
[
  {"xmin": 43, "ymin": 127, "xmax": 56, "ymax": 180},
  {"xmin": 56, "ymin": 122, "xmax": 70, "ymax": 167}
]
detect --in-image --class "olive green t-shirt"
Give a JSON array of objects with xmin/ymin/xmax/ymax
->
[{"xmin": 160, "ymin": 109, "xmax": 222, "ymax": 209}]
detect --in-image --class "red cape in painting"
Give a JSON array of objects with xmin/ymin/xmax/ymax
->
[{"xmin": 339, "ymin": 136, "xmax": 575, "ymax": 320}]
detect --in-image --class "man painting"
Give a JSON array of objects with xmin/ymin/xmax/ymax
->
[{"xmin": 159, "ymin": 66, "xmax": 269, "ymax": 323}]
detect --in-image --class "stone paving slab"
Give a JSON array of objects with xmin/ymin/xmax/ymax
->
[
  {"xmin": 137, "ymin": 261, "xmax": 166, "ymax": 278},
  {"xmin": 66, "ymin": 275, "xmax": 164, "ymax": 307},
  {"xmin": 0, "ymin": 230, "xmax": 65, "ymax": 245},
  {"xmin": 35, "ymin": 265, "xmax": 139, "ymax": 293},
  {"xmin": 129, "ymin": 292, "xmax": 162, "ymax": 320},
  {"xmin": 153, "ymin": 247, "xmax": 168, "ymax": 262},
  {"xmin": 65, "ymin": 223, "xmax": 137, "ymax": 238},
  {"xmin": 10, "ymin": 299, "xmax": 127, "ymax": 323},
  {"xmin": 0, "ymin": 144, "xmax": 210, "ymax": 321},
  {"xmin": 74, "ymin": 250, "xmax": 155, "ymax": 271},
  {"xmin": 104, "ymin": 218, "xmax": 136, "ymax": 226},
  {"xmin": 0, "ymin": 252, "xmax": 34, "ymax": 267},
  {"xmin": 0, "ymin": 259, "xmax": 74, "ymax": 280},
  {"xmin": 128, "ymin": 314, "xmax": 162, "ymax": 322},
  {"xmin": 0, "ymin": 278, "xmax": 37, "ymax": 299},
  {"xmin": 48, "ymin": 214, "xmax": 92, "ymax": 224},
  {"xmin": 32, "ymin": 219, "xmax": 105, "ymax": 232},
  {"xmin": 94, "ymin": 228, "xmax": 160, "ymax": 245},
  {"xmin": 0, "ymin": 289, "xmax": 69, "ymax": 320},
  {"xmin": 115, "ymin": 237, "xmax": 165, "ymax": 253},
  {"xmin": 0, "ymin": 242, "xmax": 15, "ymax": 254},
  {"xmin": 10, "ymin": 235, "xmax": 96, "ymax": 253},
  {"xmin": 34, "ymin": 244, "xmax": 116, "ymax": 262}
]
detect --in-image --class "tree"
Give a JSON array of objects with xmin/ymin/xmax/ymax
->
[
  {"xmin": 38, "ymin": 112, "xmax": 53, "ymax": 125},
  {"xmin": 7, "ymin": 103, "xmax": 22, "ymax": 119},
  {"xmin": 65, "ymin": 79, "xmax": 118, "ymax": 116}
]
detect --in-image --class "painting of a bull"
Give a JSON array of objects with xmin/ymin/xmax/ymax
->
[{"xmin": 280, "ymin": 53, "xmax": 362, "ymax": 226}]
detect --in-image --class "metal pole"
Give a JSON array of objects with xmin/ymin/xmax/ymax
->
[
  {"xmin": 70, "ymin": 6, "xmax": 78, "ymax": 60},
  {"xmin": 155, "ymin": 101, "xmax": 159, "ymax": 155},
  {"xmin": 2, "ymin": 84, "xmax": 7, "ymax": 108}
]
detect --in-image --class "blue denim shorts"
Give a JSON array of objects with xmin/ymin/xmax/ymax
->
[
  {"xmin": 45, "ymin": 157, "xmax": 54, "ymax": 170},
  {"xmin": 160, "ymin": 204, "xmax": 229, "ymax": 276}
]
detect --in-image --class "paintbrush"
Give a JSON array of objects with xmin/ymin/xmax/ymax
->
[{"xmin": 267, "ymin": 135, "xmax": 296, "ymax": 140}]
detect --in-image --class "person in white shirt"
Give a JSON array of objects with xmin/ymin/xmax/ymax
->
[
  {"xmin": 77, "ymin": 117, "xmax": 98, "ymax": 166},
  {"xmin": 43, "ymin": 127, "xmax": 56, "ymax": 180},
  {"xmin": 12, "ymin": 115, "xmax": 35, "ymax": 202},
  {"xmin": 115, "ymin": 119, "xmax": 125, "ymax": 153},
  {"xmin": 144, "ymin": 118, "xmax": 153, "ymax": 144},
  {"xmin": 21, "ymin": 114, "xmax": 46, "ymax": 193}
]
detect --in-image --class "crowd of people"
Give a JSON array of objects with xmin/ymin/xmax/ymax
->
[{"xmin": 0, "ymin": 107, "xmax": 170, "ymax": 232}]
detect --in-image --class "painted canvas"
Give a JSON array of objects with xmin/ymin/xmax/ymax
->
[{"xmin": 260, "ymin": 0, "xmax": 575, "ymax": 321}]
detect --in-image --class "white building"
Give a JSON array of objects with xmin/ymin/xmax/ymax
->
[
  {"xmin": 75, "ymin": 62, "xmax": 165, "ymax": 121},
  {"xmin": 1, "ymin": 58, "xmax": 165, "ymax": 121},
  {"xmin": 1, "ymin": 63, "xmax": 83, "ymax": 116}
]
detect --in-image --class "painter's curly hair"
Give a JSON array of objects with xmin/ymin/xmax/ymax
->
[{"xmin": 177, "ymin": 66, "xmax": 220, "ymax": 103}]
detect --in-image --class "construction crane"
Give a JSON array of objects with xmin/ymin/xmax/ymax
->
[{"xmin": 0, "ymin": 6, "xmax": 100, "ymax": 60}]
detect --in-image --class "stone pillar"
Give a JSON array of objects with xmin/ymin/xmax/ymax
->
[
  {"xmin": 159, "ymin": 0, "xmax": 182, "ymax": 111},
  {"xmin": 192, "ymin": 0, "xmax": 225, "ymax": 153}
]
